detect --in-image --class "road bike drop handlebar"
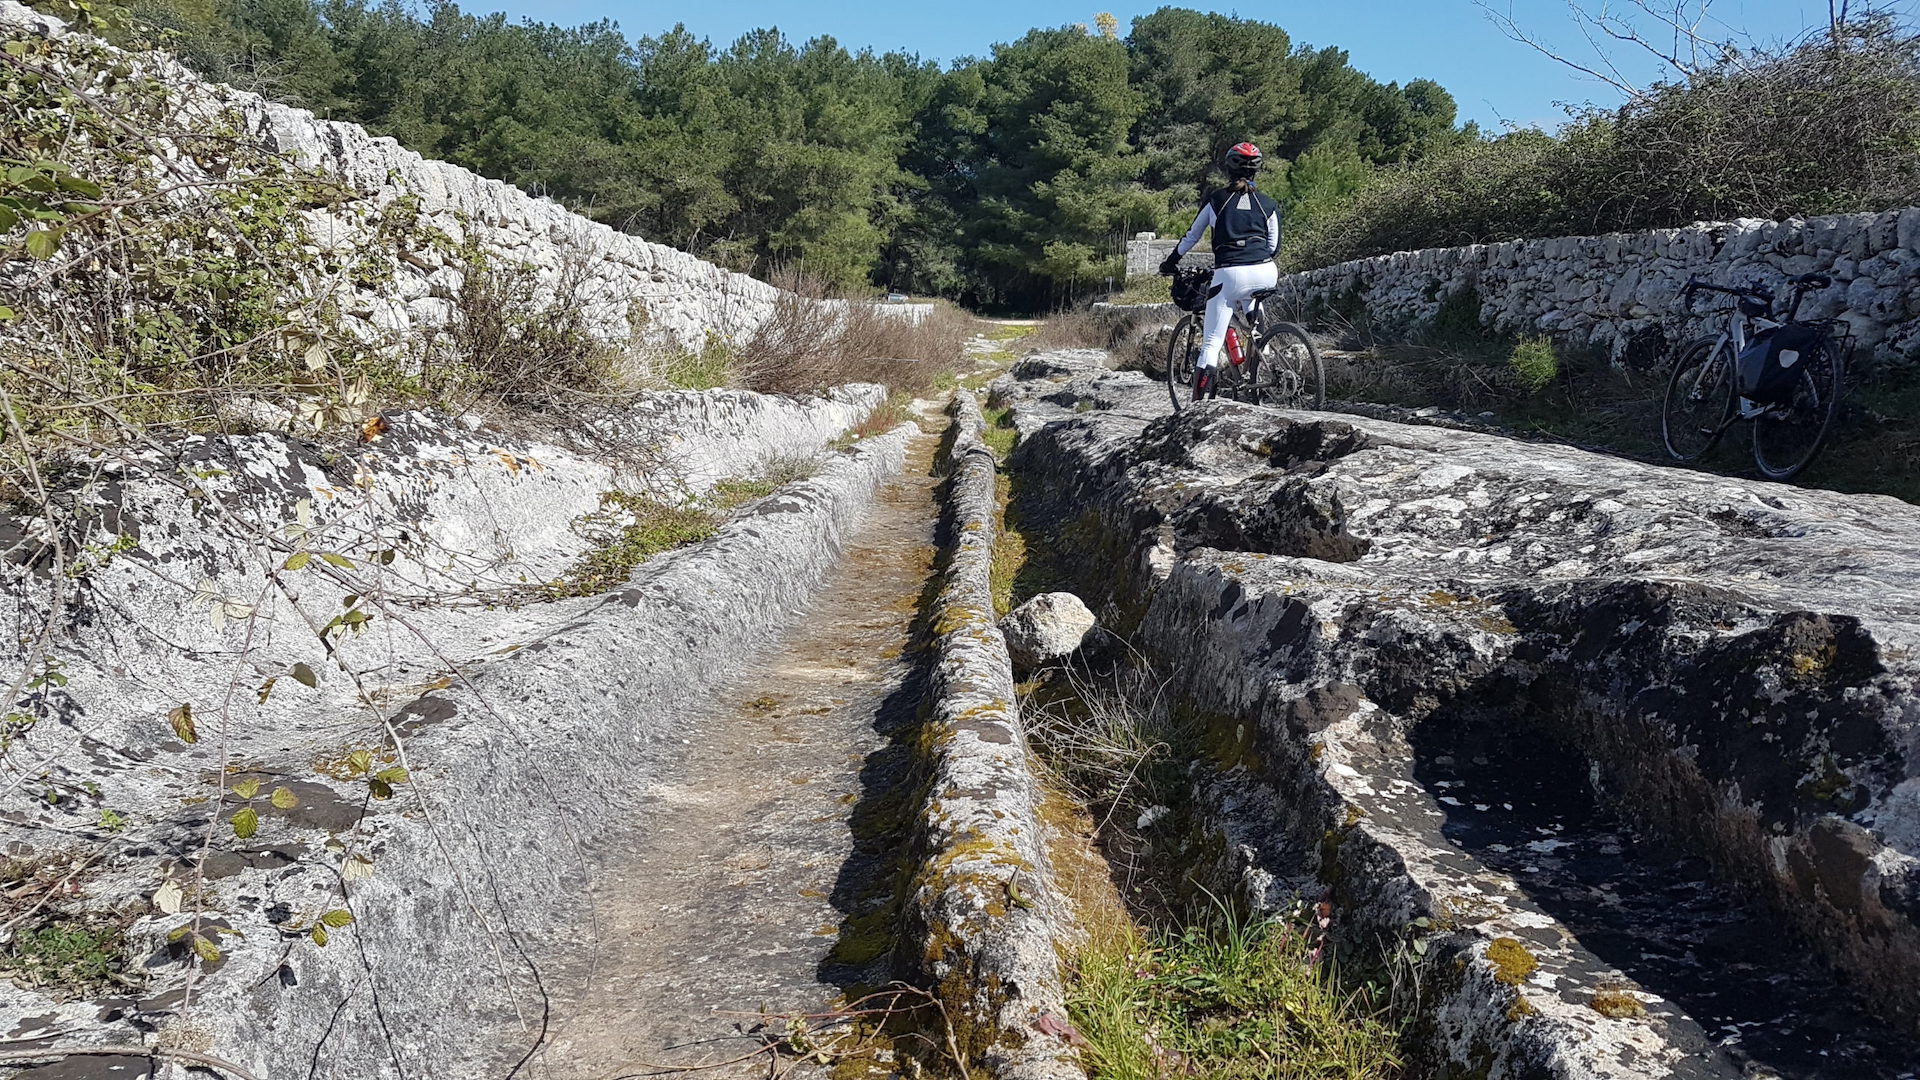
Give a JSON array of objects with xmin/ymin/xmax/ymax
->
[{"xmin": 1681, "ymin": 272, "xmax": 1833, "ymax": 320}]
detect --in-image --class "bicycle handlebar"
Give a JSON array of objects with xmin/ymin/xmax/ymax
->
[{"xmin": 1680, "ymin": 271, "xmax": 1835, "ymax": 319}]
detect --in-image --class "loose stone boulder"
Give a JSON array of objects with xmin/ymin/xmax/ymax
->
[{"xmin": 1001, "ymin": 591, "xmax": 1100, "ymax": 671}]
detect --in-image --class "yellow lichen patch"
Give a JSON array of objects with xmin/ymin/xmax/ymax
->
[
  {"xmin": 1475, "ymin": 612, "xmax": 1518, "ymax": 635},
  {"xmin": 1506, "ymin": 995, "xmax": 1538, "ymax": 1021},
  {"xmin": 1485, "ymin": 937, "xmax": 1538, "ymax": 986},
  {"xmin": 1590, "ymin": 987, "xmax": 1646, "ymax": 1019},
  {"xmin": 1791, "ymin": 644, "xmax": 1839, "ymax": 679},
  {"xmin": 1343, "ymin": 804, "xmax": 1366, "ymax": 827}
]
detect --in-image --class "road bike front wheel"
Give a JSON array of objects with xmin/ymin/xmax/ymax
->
[
  {"xmin": 1166, "ymin": 313, "xmax": 1200, "ymax": 412},
  {"xmin": 1661, "ymin": 336, "xmax": 1735, "ymax": 462},
  {"xmin": 1250, "ymin": 320, "xmax": 1326, "ymax": 408},
  {"xmin": 1751, "ymin": 338, "xmax": 1844, "ymax": 481}
]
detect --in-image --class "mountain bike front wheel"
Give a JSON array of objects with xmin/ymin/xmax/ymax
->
[
  {"xmin": 1661, "ymin": 336, "xmax": 1735, "ymax": 462},
  {"xmin": 1751, "ymin": 338, "xmax": 1844, "ymax": 481},
  {"xmin": 1166, "ymin": 313, "xmax": 1200, "ymax": 412},
  {"xmin": 1250, "ymin": 320, "xmax": 1326, "ymax": 408}
]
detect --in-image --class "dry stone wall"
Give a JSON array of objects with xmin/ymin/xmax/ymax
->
[
  {"xmin": 1280, "ymin": 210, "xmax": 1920, "ymax": 372},
  {"xmin": 0, "ymin": 1, "xmax": 790, "ymax": 358}
]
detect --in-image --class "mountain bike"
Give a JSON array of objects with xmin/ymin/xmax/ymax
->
[
  {"xmin": 1662, "ymin": 272, "xmax": 1850, "ymax": 481},
  {"xmin": 1165, "ymin": 268, "xmax": 1325, "ymax": 413}
]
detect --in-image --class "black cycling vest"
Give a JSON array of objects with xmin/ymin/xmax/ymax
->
[{"xmin": 1207, "ymin": 187, "xmax": 1280, "ymax": 267}]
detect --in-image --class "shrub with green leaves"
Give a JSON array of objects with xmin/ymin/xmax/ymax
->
[{"xmin": 1290, "ymin": 18, "xmax": 1920, "ymax": 269}]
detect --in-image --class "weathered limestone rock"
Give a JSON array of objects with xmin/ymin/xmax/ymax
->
[
  {"xmin": 1001, "ymin": 592, "xmax": 1099, "ymax": 671},
  {"xmin": 0, "ymin": 387, "xmax": 893, "ymax": 1078},
  {"xmin": 904, "ymin": 391, "xmax": 1083, "ymax": 1080},
  {"xmin": 995, "ymin": 351, "xmax": 1920, "ymax": 1079},
  {"xmin": 0, "ymin": 2, "xmax": 864, "ymax": 360}
]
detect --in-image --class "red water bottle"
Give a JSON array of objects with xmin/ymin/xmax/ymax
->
[{"xmin": 1225, "ymin": 326, "xmax": 1246, "ymax": 366}]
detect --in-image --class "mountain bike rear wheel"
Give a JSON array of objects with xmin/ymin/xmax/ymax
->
[
  {"xmin": 1751, "ymin": 338, "xmax": 1844, "ymax": 481},
  {"xmin": 1251, "ymin": 320, "xmax": 1326, "ymax": 408},
  {"xmin": 1661, "ymin": 336, "xmax": 1735, "ymax": 461},
  {"xmin": 1166, "ymin": 313, "xmax": 1200, "ymax": 412}
]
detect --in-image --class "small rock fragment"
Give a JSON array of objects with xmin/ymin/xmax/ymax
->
[{"xmin": 1001, "ymin": 592, "xmax": 1100, "ymax": 671}]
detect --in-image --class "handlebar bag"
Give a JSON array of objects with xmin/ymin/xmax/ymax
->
[
  {"xmin": 1171, "ymin": 270, "xmax": 1213, "ymax": 314},
  {"xmin": 1736, "ymin": 323, "xmax": 1826, "ymax": 404}
]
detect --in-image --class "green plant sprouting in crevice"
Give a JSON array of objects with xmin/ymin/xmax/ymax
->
[
  {"xmin": 1069, "ymin": 896, "xmax": 1406, "ymax": 1080},
  {"xmin": 1024, "ymin": 662, "xmax": 1416, "ymax": 1080},
  {"xmin": 0, "ymin": 918, "xmax": 129, "ymax": 997},
  {"xmin": 545, "ymin": 492, "xmax": 718, "ymax": 599}
]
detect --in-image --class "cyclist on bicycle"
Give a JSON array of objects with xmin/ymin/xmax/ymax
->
[{"xmin": 1158, "ymin": 142, "xmax": 1281, "ymax": 400}]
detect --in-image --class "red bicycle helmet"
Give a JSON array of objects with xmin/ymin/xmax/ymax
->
[{"xmin": 1224, "ymin": 141, "xmax": 1263, "ymax": 177}]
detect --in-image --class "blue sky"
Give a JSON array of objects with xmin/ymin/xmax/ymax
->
[{"xmin": 474, "ymin": 0, "xmax": 1910, "ymax": 130}]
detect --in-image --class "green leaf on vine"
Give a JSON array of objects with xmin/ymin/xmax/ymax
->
[
  {"xmin": 230, "ymin": 806, "xmax": 259, "ymax": 839},
  {"xmin": 320, "ymin": 908, "xmax": 354, "ymax": 928},
  {"xmin": 24, "ymin": 228, "xmax": 62, "ymax": 260}
]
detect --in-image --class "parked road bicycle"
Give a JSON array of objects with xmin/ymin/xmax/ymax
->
[
  {"xmin": 1164, "ymin": 267, "xmax": 1325, "ymax": 413},
  {"xmin": 1663, "ymin": 272, "xmax": 1850, "ymax": 481}
]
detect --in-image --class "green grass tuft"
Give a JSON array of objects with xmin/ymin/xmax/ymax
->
[
  {"xmin": 657, "ymin": 341, "xmax": 736, "ymax": 390},
  {"xmin": 547, "ymin": 493, "xmax": 715, "ymax": 597},
  {"xmin": 981, "ymin": 323, "xmax": 1039, "ymax": 342},
  {"xmin": 1069, "ymin": 898, "xmax": 1405, "ymax": 1080},
  {"xmin": 1508, "ymin": 336, "xmax": 1558, "ymax": 391}
]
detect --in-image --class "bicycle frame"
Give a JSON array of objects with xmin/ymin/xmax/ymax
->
[
  {"xmin": 1682, "ymin": 276, "xmax": 1815, "ymax": 428},
  {"xmin": 1665, "ymin": 271, "xmax": 1847, "ymax": 479}
]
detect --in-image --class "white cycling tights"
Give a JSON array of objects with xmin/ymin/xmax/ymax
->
[{"xmin": 1197, "ymin": 261, "xmax": 1279, "ymax": 369}]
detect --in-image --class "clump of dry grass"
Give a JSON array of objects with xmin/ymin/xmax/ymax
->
[
  {"xmin": 1023, "ymin": 307, "xmax": 1113, "ymax": 353},
  {"xmin": 733, "ymin": 266, "xmax": 968, "ymax": 396}
]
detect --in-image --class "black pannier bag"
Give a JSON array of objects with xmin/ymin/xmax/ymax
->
[
  {"xmin": 1736, "ymin": 323, "xmax": 1826, "ymax": 404},
  {"xmin": 1170, "ymin": 269, "xmax": 1213, "ymax": 314}
]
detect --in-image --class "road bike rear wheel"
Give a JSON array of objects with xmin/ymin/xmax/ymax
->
[
  {"xmin": 1662, "ymin": 336, "xmax": 1735, "ymax": 461},
  {"xmin": 1251, "ymin": 320, "xmax": 1326, "ymax": 408},
  {"xmin": 1751, "ymin": 338, "xmax": 1844, "ymax": 481},
  {"xmin": 1166, "ymin": 313, "xmax": 1200, "ymax": 412}
]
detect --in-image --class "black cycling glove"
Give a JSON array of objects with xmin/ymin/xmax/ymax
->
[{"xmin": 1158, "ymin": 253, "xmax": 1182, "ymax": 276}]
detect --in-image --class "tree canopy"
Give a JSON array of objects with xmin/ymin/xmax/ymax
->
[{"xmin": 110, "ymin": 1, "xmax": 1470, "ymax": 309}]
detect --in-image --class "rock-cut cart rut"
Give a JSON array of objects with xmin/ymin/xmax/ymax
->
[{"xmin": 527, "ymin": 407, "xmax": 947, "ymax": 1079}]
